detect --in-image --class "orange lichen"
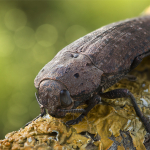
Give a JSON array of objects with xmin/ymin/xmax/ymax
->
[{"xmin": 117, "ymin": 145, "xmax": 125, "ymax": 150}]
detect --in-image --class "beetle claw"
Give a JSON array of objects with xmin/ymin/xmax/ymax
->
[
  {"xmin": 66, "ymin": 114, "xmax": 85, "ymax": 125},
  {"xmin": 66, "ymin": 119, "xmax": 76, "ymax": 125}
]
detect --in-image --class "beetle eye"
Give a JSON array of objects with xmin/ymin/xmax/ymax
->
[{"xmin": 60, "ymin": 90, "xmax": 72, "ymax": 107}]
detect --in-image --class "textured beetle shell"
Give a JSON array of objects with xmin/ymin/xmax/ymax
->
[
  {"xmin": 35, "ymin": 51, "xmax": 103, "ymax": 97},
  {"xmin": 35, "ymin": 15, "xmax": 150, "ymax": 98}
]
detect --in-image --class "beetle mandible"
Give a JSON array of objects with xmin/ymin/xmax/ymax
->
[{"xmin": 34, "ymin": 15, "xmax": 150, "ymax": 133}]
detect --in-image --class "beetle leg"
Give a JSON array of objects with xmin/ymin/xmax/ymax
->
[
  {"xmin": 130, "ymin": 51, "xmax": 150, "ymax": 70},
  {"xmin": 130, "ymin": 56, "xmax": 143, "ymax": 70},
  {"xmin": 99, "ymin": 89, "xmax": 150, "ymax": 133},
  {"xmin": 66, "ymin": 95, "xmax": 101, "ymax": 125},
  {"xmin": 124, "ymin": 75, "xmax": 137, "ymax": 81}
]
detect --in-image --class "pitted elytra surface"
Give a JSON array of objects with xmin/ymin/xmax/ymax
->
[
  {"xmin": 35, "ymin": 16, "xmax": 150, "ymax": 93},
  {"xmin": 60, "ymin": 16, "xmax": 150, "ymax": 74}
]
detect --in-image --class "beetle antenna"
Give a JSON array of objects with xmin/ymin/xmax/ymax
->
[
  {"xmin": 35, "ymin": 92, "xmax": 43, "ymax": 108},
  {"xmin": 24, "ymin": 114, "xmax": 42, "ymax": 127},
  {"xmin": 58, "ymin": 109, "xmax": 85, "ymax": 113}
]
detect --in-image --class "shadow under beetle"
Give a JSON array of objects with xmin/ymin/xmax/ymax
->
[{"xmin": 33, "ymin": 15, "xmax": 150, "ymax": 133}]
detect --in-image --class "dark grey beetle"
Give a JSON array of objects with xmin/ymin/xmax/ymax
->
[{"xmin": 34, "ymin": 15, "xmax": 150, "ymax": 132}]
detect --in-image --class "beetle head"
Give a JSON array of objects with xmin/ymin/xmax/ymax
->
[{"xmin": 38, "ymin": 79, "xmax": 73, "ymax": 118}]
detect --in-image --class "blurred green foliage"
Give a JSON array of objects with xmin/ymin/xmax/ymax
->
[{"xmin": 0, "ymin": 0, "xmax": 150, "ymax": 139}]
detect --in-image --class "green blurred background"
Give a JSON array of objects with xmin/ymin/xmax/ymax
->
[{"xmin": 0, "ymin": 0, "xmax": 150, "ymax": 139}]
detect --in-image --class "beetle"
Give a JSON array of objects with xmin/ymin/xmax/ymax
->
[{"xmin": 34, "ymin": 15, "xmax": 150, "ymax": 132}]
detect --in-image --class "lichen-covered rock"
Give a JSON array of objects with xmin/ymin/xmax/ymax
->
[{"xmin": 0, "ymin": 57, "xmax": 150, "ymax": 150}]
